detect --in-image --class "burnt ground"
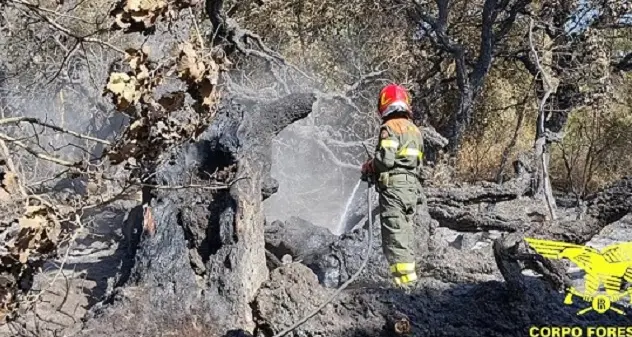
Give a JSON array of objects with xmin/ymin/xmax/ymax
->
[{"xmin": 255, "ymin": 214, "xmax": 632, "ymax": 337}]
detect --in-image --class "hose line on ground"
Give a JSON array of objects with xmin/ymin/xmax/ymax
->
[{"xmin": 270, "ymin": 179, "xmax": 374, "ymax": 337}]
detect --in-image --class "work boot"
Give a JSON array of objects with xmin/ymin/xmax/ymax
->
[
  {"xmin": 392, "ymin": 273, "xmax": 418, "ymax": 294},
  {"xmin": 396, "ymin": 282, "xmax": 416, "ymax": 294}
]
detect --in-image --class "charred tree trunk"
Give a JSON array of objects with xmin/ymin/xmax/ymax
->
[
  {"xmin": 513, "ymin": 3, "xmax": 587, "ymax": 206},
  {"xmin": 79, "ymin": 93, "xmax": 316, "ymax": 336}
]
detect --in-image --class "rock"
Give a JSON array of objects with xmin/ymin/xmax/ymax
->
[
  {"xmin": 586, "ymin": 176, "xmax": 632, "ymax": 224},
  {"xmin": 420, "ymin": 244, "xmax": 501, "ymax": 283},
  {"xmin": 253, "ymin": 263, "xmax": 386, "ymax": 337},
  {"xmin": 264, "ymin": 216, "xmax": 337, "ymax": 262},
  {"xmin": 307, "ymin": 202, "xmax": 435, "ymax": 289},
  {"xmin": 386, "ymin": 311, "xmax": 412, "ymax": 336},
  {"xmin": 584, "ymin": 214, "xmax": 632, "ymax": 248},
  {"xmin": 224, "ymin": 329, "xmax": 254, "ymax": 337},
  {"xmin": 281, "ymin": 254, "xmax": 293, "ymax": 264},
  {"xmin": 307, "ymin": 224, "xmax": 389, "ymax": 288},
  {"xmin": 254, "ymin": 263, "xmax": 332, "ymax": 335},
  {"xmin": 261, "ymin": 176, "xmax": 279, "ymax": 200}
]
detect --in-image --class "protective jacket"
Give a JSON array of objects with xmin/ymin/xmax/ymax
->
[{"xmin": 372, "ymin": 116, "xmax": 423, "ymax": 178}]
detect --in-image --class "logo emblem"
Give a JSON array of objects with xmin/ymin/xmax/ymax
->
[
  {"xmin": 525, "ymin": 238, "xmax": 632, "ymax": 315},
  {"xmin": 380, "ymin": 93, "xmax": 391, "ymax": 107}
]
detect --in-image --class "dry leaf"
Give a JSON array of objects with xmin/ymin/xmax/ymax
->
[
  {"xmin": 112, "ymin": 0, "xmax": 170, "ymax": 31},
  {"xmin": 177, "ymin": 43, "xmax": 206, "ymax": 82},
  {"xmin": 105, "ymin": 72, "xmax": 141, "ymax": 110},
  {"xmin": 0, "ymin": 188, "xmax": 10, "ymax": 202},
  {"xmin": 125, "ymin": 0, "xmax": 142, "ymax": 11},
  {"xmin": 198, "ymin": 80, "xmax": 217, "ymax": 107},
  {"xmin": 2, "ymin": 171, "xmax": 20, "ymax": 195},
  {"xmin": 0, "ymin": 198, "xmax": 60, "ymax": 323},
  {"xmin": 136, "ymin": 64, "xmax": 150, "ymax": 81},
  {"xmin": 129, "ymin": 118, "xmax": 146, "ymax": 131},
  {"xmin": 158, "ymin": 91, "xmax": 185, "ymax": 112},
  {"xmin": 18, "ymin": 217, "xmax": 44, "ymax": 229}
]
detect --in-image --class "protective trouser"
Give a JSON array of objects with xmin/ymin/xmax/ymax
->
[{"xmin": 377, "ymin": 173, "xmax": 420, "ymax": 286}]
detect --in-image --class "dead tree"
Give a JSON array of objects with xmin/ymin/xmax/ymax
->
[
  {"xmin": 528, "ymin": 18, "xmax": 557, "ymax": 220},
  {"xmin": 409, "ymin": 0, "xmax": 533, "ymax": 153}
]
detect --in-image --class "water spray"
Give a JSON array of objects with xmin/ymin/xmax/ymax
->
[
  {"xmin": 271, "ymin": 145, "xmax": 375, "ymax": 337},
  {"xmin": 336, "ymin": 180, "xmax": 362, "ymax": 233},
  {"xmin": 338, "ymin": 142, "xmax": 375, "ymax": 233}
]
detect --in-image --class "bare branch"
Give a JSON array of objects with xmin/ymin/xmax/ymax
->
[
  {"xmin": 0, "ymin": 132, "xmax": 83, "ymax": 168},
  {"xmin": 0, "ymin": 117, "xmax": 112, "ymax": 145},
  {"xmin": 7, "ymin": 0, "xmax": 125, "ymax": 54},
  {"xmin": 189, "ymin": 7, "xmax": 205, "ymax": 50},
  {"xmin": 341, "ymin": 70, "xmax": 387, "ymax": 94},
  {"xmin": 529, "ymin": 18, "xmax": 557, "ymax": 221},
  {"xmin": 0, "ymin": 139, "xmax": 28, "ymax": 197},
  {"xmin": 412, "ymin": 0, "xmax": 533, "ymax": 151}
]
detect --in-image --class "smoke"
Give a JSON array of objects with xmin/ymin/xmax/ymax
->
[
  {"xmin": 263, "ymin": 100, "xmax": 372, "ymax": 235},
  {"xmin": 0, "ymin": 61, "xmax": 126, "ymax": 188}
]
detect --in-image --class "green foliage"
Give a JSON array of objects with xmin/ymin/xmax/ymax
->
[{"xmin": 550, "ymin": 77, "xmax": 632, "ymax": 196}]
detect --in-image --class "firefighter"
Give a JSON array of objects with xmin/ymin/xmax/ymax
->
[{"xmin": 361, "ymin": 84, "xmax": 423, "ymax": 287}]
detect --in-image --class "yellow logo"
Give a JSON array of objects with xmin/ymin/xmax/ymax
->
[
  {"xmin": 525, "ymin": 238, "xmax": 632, "ymax": 315},
  {"xmin": 380, "ymin": 93, "xmax": 391, "ymax": 107}
]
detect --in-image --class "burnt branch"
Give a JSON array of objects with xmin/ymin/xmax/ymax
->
[
  {"xmin": 0, "ymin": 117, "xmax": 111, "ymax": 145},
  {"xmin": 529, "ymin": 18, "xmax": 557, "ymax": 220},
  {"xmin": 0, "ymin": 132, "xmax": 83, "ymax": 168}
]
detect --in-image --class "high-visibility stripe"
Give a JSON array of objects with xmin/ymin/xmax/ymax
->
[
  {"xmin": 380, "ymin": 139, "xmax": 399, "ymax": 149},
  {"xmin": 397, "ymin": 148, "xmax": 420, "ymax": 157},
  {"xmin": 400, "ymin": 272, "xmax": 418, "ymax": 284},
  {"xmin": 397, "ymin": 148, "xmax": 424, "ymax": 160},
  {"xmin": 390, "ymin": 262, "xmax": 415, "ymax": 275},
  {"xmin": 380, "ymin": 139, "xmax": 424, "ymax": 161},
  {"xmin": 393, "ymin": 272, "xmax": 417, "ymax": 285}
]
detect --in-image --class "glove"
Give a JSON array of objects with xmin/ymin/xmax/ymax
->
[
  {"xmin": 361, "ymin": 159, "xmax": 374, "ymax": 174},
  {"xmin": 360, "ymin": 159, "xmax": 374, "ymax": 182}
]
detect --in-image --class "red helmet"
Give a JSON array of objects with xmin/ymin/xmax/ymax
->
[{"xmin": 377, "ymin": 84, "xmax": 412, "ymax": 119}]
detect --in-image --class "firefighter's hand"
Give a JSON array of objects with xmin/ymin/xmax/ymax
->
[{"xmin": 361, "ymin": 159, "xmax": 374, "ymax": 176}]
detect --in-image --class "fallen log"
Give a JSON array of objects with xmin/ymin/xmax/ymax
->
[{"xmin": 493, "ymin": 176, "xmax": 632, "ymax": 295}]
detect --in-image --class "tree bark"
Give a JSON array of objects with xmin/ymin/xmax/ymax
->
[{"xmin": 78, "ymin": 93, "xmax": 316, "ymax": 336}]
